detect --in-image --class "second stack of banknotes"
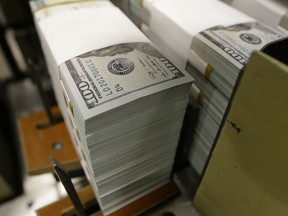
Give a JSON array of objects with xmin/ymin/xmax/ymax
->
[{"xmin": 129, "ymin": 0, "xmax": 287, "ymax": 174}]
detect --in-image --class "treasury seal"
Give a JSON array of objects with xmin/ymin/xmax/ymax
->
[
  {"xmin": 107, "ymin": 58, "xmax": 135, "ymax": 75},
  {"xmin": 239, "ymin": 33, "xmax": 262, "ymax": 45}
]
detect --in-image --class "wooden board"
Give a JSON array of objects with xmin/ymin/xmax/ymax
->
[
  {"xmin": 18, "ymin": 107, "xmax": 81, "ymax": 175},
  {"xmin": 37, "ymin": 181, "xmax": 179, "ymax": 216},
  {"xmin": 36, "ymin": 185, "xmax": 95, "ymax": 216}
]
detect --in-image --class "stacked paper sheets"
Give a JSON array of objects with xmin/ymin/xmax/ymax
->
[
  {"xmin": 222, "ymin": 0, "xmax": 288, "ymax": 32},
  {"xmin": 129, "ymin": 0, "xmax": 287, "ymax": 174},
  {"xmin": 30, "ymin": 0, "xmax": 192, "ymax": 214}
]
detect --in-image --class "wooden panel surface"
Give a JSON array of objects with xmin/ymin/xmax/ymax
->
[
  {"xmin": 37, "ymin": 181, "xmax": 179, "ymax": 216},
  {"xmin": 18, "ymin": 107, "xmax": 81, "ymax": 175}
]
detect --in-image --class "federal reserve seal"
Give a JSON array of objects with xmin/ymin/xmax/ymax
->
[
  {"xmin": 107, "ymin": 58, "xmax": 135, "ymax": 75},
  {"xmin": 240, "ymin": 33, "xmax": 262, "ymax": 45}
]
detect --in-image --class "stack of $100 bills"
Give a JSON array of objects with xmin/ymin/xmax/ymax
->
[
  {"xmin": 129, "ymin": 0, "xmax": 287, "ymax": 174},
  {"xmin": 31, "ymin": 0, "xmax": 192, "ymax": 214}
]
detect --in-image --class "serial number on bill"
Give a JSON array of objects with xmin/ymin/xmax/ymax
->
[{"xmin": 85, "ymin": 59, "xmax": 113, "ymax": 97}]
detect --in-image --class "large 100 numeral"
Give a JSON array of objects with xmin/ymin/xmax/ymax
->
[
  {"xmin": 78, "ymin": 81, "xmax": 98, "ymax": 108},
  {"xmin": 223, "ymin": 47, "xmax": 247, "ymax": 65}
]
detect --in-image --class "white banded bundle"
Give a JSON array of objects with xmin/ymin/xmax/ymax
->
[
  {"xmin": 129, "ymin": 0, "xmax": 287, "ymax": 174},
  {"xmin": 222, "ymin": 0, "xmax": 288, "ymax": 32},
  {"xmin": 31, "ymin": 0, "xmax": 192, "ymax": 214}
]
